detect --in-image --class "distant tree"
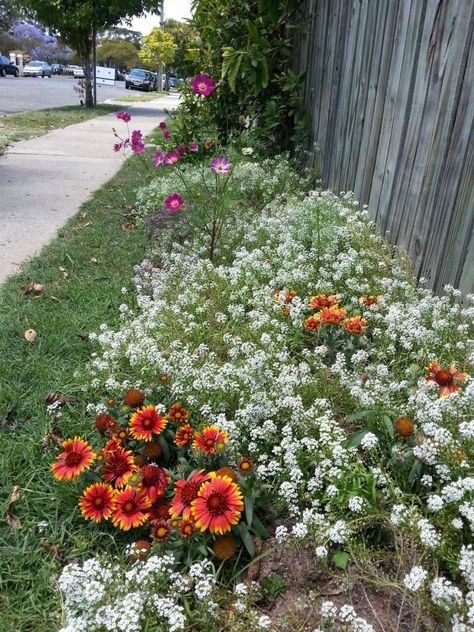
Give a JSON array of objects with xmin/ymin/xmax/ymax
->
[
  {"xmin": 0, "ymin": 0, "xmax": 22, "ymax": 31},
  {"xmin": 97, "ymin": 38, "xmax": 139, "ymax": 69},
  {"xmin": 138, "ymin": 28, "xmax": 176, "ymax": 72},
  {"xmin": 163, "ymin": 18, "xmax": 196, "ymax": 77},
  {"xmin": 100, "ymin": 26, "xmax": 142, "ymax": 48},
  {"xmin": 9, "ymin": 20, "xmax": 72, "ymax": 62},
  {"xmin": 20, "ymin": 0, "xmax": 159, "ymax": 107}
]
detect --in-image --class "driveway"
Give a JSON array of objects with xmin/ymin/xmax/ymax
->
[{"xmin": 0, "ymin": 75, "xmax": 136, "ymax": 115}]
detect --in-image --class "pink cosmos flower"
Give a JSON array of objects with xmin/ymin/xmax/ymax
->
[
  {"xmin": 113, "ymin": 142, "xmax": 123, "ymax": 152},
  {"xmin": 159, "ymin": 121, "xmax": 167, "ymax": 130},
  {"xmin": 210, "ymin": 155, "xmax": 232, "ymax": 175},
  {"xmin": 116, "ymin": 111, "xmax": 131, "ymax": 123},
  {"xmin": 164, "ymin": 131, "xmax": 172, "ymax": 140},
  {"xmin": 164, "ymin": 150, "xmax": 180, "ymax": 166},
  {"xmin": 189, "ymin": 141, "xmax": 199, "ymax": 153},
  {"xmin": 153, "ymin": 151, "xmax": 164, "ymax": 167},
  {"xmin": 191, "ymin": 74, "xmax": 215, "ymax": 97},
  {"xmin": 164, "ymin": 194, "xmax": 184, "ymax": 212},
  {"xmin": 131, "ymin": 130, "xmax": 145, "ymax": 155}
]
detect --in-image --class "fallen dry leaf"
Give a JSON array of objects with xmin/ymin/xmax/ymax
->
[
  {"xmin": 40, "ymin": 539, "xmax": 64, "ymax": 563},
  {"xmin": 41, "ymin": 431, "xmax": 64, "ymax": 449},
  {"xmin": 58, "ymin": 266, "xmax": 68, "ymax": 279},
  {"xmin": 121, "ymin": 222, "xmax": 136, "ymax": 231},
  {"xmin": 5, "ymin": 485, "xmax": 21, "ymax": 529},
  {"xmin": 89, "ymin": 257, "xmax": 98, "ymax": 265},
  {"xmin": 49, "ymin": 295, "xmax": 61, "ymax": 302},
  {"xmin": 23, "ymin": 283, "xmax": 44, "ymax": 295},
  {"xmin": 24, "ymin": 328, "xmax": 37, "ymax": 343}
]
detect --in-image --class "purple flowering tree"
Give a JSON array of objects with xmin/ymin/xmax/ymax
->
[{"xmin": 9, "ymin": 21, "xmax": 72, "ymax": 62}]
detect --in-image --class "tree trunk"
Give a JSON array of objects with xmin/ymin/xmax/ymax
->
[{"xmin": 79, "ymin": 36, "xmax": 93, "ymax": 107}]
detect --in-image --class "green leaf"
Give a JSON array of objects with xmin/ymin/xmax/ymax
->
[
  {"xmin": 332, "ymin": 551, "xmax": 350, "ymax": 569},
  {"xmin": 408, "ymin": 459, "xmax": 422, "ymax": 484},
  {"xmin": 245, "ymin": 496, "xmax": 254, "ymax": 526},
  {"xmin": 235, "ymin": 523, "xmax": 256, "ymax": 557},
  {"xmin": 158, "ymin": 435, "xmax": 170, "ymax": 461},
  {"xmin": 251, "ymin": 515, "xmax": 269, "ymax": 539},
  {"xmin": 349, "ymin": 429, "xmax": 369, "ymax": 447},
  {"xmin": 383, "ymin": 415, "xmax": 394, "ymax": 438}
]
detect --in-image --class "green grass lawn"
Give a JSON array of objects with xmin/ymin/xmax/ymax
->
[
  {"xmin": 0, "ymin": 104, "xmax": 119, "ymax": 154},
  {"xmin": 0, "ymin": 154, "xmax": 155, "ymax": 631},
  {"xmin": 111, "ymin": 92, "xmax": 169, "ymax": 102}
]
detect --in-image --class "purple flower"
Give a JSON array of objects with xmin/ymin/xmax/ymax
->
[
  {"xmin": 164, "ymin": 150, "xmax": 180, "ymax": 166},
  {"xmin": 177, "ymin": 144, "xmax": 186, "ymax": 157},
  {"xmin": 131, "ymin": 130, "xmax": 145, "ymax": 155},
  {"xmin": 210, "ymin": 155, "xmax": 232, "ymax": 175},
  {"xmin": 153, "ymin": 151, "xmax": 164, "ymax": 167},
  {"xmin": 163, "ymin": 130, "xmax": 172, "ymax": 140},
  {"xmin": 113, "ymin": 142, "xmax": 123, "ymax": 153},
  {"xmin": 159, "ymin": 121, "xmax": 167, "ymax": 130},
  {"xmin": 164, "ymin": 194, "xmax": 184, "ymax": 212},
  {"xmin": 189, "ymin": 141, "xmax": 199, "ymax": 153},
  {"xmin": 116, "ymin": 111, "xmax": 131, "ymax": 123},
  {"xmin": 190, "ymin": 74, "xmax": 215, "ymax": 97}
]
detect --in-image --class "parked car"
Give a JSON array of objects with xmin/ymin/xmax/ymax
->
[
  {"xmin": 51, "ymin": 63, "xmax": 64, "ymax": 75},
  {"xmin": 23, "ymin": 61, "xmax": 52, "ymax": 77},
  {"xmin": 0, "ymin": 55, "xmax": 19, "ymax": 77},
  {"xmin": 125, "ymin": 68, "xmax": 157, "ymax": 91},
  {"xmin": 115, "ymin": 69, "xmax": 125, "ymax": 81},
  {"xmin": 63, "ymin": 64, "xmax": 82, "ymax": 75},
  {"xmin": 73, "ymin": 67, "xmax": 85, "ymax": 78}
]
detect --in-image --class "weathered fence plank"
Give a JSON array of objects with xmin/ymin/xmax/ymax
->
[{"xmin": 298, "ymin": 0, "xmax": 474, "ymax": 294}]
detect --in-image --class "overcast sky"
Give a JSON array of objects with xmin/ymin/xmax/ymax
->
[{"xmin": 128, "ymin": 0, "xmax": 193, "ymax": 35}]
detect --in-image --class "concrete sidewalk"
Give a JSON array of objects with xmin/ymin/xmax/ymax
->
[{"xmin": 0, "ymin": 95, "xmax": 178, "ymax": 282}]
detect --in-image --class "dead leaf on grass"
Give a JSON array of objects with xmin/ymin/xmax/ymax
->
[
  {"xmin": 58, "ymin": 266, "xmax": 68, "ymax": 279},
  {"xmin": 24, "ymin": 328, "xmax": 37, "ymax": 342},
  {"xmin": 89, "ymin": 257, "xmax": 98, "ymax": 265},
  {"xmin": 40, "ymin": 539, "xmax": 64, "ymax": 563},
  {"xmin": 5, "ymin": 485, "xmax": 21, "ymax": 529},
  {"xmin": 45, "ymin": 392, "xmax": 75, "ymax": 406},
  {"xmin": 41, "ymin": 431, "xmax": 64, "ymax": 449},
  {"xmin": 23, "ymin": 283, "xmax": 44, "ymax": 295},
  {"xmin": 121, "ymin": 222, "xmax": 136, "ymax": 231},
  {"xmin": 49, "ymin": 295, "xmax": 61, "ymax": 302}
]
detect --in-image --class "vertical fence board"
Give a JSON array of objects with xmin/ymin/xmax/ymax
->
[{"xmin": 298, "ymin": 0, "xmax": 474, "ymax": 293}]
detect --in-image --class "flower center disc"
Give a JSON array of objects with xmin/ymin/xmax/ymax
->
[
  {"xmin": 207, "ymin": 493, "xmax": 224, "ymax": 513},
  {"xmin": 124, "ymin": 501, "xmax": 135, "ymax": 513},
  {"xmin": 435, "ymin": 370, "xmax": 453, "ymax": 386},
  {"xmin": 65, "ymin": 452, "xmax": 82, "ymax": 466},
  {"xmin": 94, "ymin": 497, "xmax": 104, "ymax": 507}
]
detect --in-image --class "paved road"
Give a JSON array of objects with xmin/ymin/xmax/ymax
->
[
  {"xmin": 0, "ymin": 75, "xmax": 134, "ymax": 115},
  {"xmin": 0, "ymin": 95, "xmax": 179, "ymax": 281}
]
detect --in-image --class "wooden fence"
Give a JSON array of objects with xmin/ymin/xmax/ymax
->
[{"xmin": 296, "ymin": 0, "xmax": 474, "ymax": 294}]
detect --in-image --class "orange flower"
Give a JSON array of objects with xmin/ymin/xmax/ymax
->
[
  {"xmin": 139, "ymin": 464, "xmax": 169, "ymax": 502},
  {"xmin": 362, "ymin": 295, "xmax": 379, "ymax": 307},
  {"xmin": 394, "ymin": 417, "xmax": 415, "ymax": 438},
  {"xmin": 215, "ymin": 466, "xmax": 238, "ymax": 482},
  {"xmin": 159, "ymin": 374, "xmax": 169, "ymax": 383},
  {"xmin": 213, "ymin": 535, "xmax": 238, "ymax": 560},
  {"xmin": 102, "ymin": 448, "xmax": 136, "ymax": 487},
  {"xmin": 174, "ymin": 424, "xmax": 194, "ymax": 448},
  {"xmin": 79, "ymin": 483, "xmax": 116, "ymax": 522},
  {"xmin": 103, "ymin": 436, "xmax": 123, "ymax": 454},
  {"xmin": 167, "ymin": 403, "xmax": 189, "ymax": 424},
  {"xmin": 281, "ymin": 307, "xmax": 290, "ymax": 317},
  {"xmin": 129, "ymin": 405, "xmax": 167, "ymax": 441},
  {"xmin": 191, "ymin": 473, "xmax": 244, "ymax": 535},
  {"xmin": 304, "ymin": 315, "xmax": 321, "ymax": 332},
  {"xmin": 342, "ymin": 316, "xmax": 367, "ymax": 334},
  {"xmin": 115, "ymin": 426, "xmax": 129, "ymax": 442},
  {"xmin": 130, "ymin": 539, "xmax": 151, "ymax": 561},
  {"xmin": 238, "ymin": 458, "xmax": 253, "ymax": 475},
  {"xmin": 309, "ymin": 294, "xmax": 338, "ymax": 310},
  {"xmin": 179, "ymin": 519, "xmax": 195, "ymax": 538},
  {"xmin": 111, "ymin": 486, "xmax": 150, "ymax": 531},
  {"xmin": 193, "ymin": 426, "xmax": 229, "ymax": 455},
  {"xmin": 123, "ymin": 389, "xmax": 145, "ymax": 408},
  {"xmin": 425, "ymin": 363, "xmax": 468, "ymax": 397},
  {"xmin": 170, "ymin": 470, "xmax": 210, "ymax": 520},
  {"xmin": 319, "ymin": 306, "xmax": 347, "ymax": 325},
  {"xmin": 95, "ymin": 414, "xmax": 117, "ymax": 435},
  {"xmin": 285, "ymin": 290, "xmax": 297, "ymax": 303},
  {"xmin": 152, "ymin": 521, "xmax": 170, "ymax": 541},
  {"xmin": 273, "ymin": 289, "xmax": 297, "ymax": 304},
  {"xmin": 51, "ymin": 437, "xmax": 95, "ymax": 481}
]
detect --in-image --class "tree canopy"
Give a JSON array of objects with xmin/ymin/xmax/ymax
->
[
  {"xmin": 97, "ymin": 37, "xmax": 139, "ymax": 69},
  {"xmin": 138, "ymin": 28, "xmax": 176, "ymax": 71}
]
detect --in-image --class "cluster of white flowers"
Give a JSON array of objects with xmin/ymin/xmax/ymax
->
[
  {"xmin": 316, "ymin": 600, "xmax": 374, "ymax": 631},
  {"xmin": 81, "ymin": 163, "xmax": 473, "ymax": 628}
]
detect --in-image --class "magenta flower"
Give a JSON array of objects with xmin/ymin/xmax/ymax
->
[
  {"xmin": 164, "ymin": 150, "xmax": 180, "ymax": 166},
  {"xmin": 164, "ymin": 130, "xmax": 172, "ymax": 140},
  {"xmin": 113, "ymin": 142, "xmax": 123, "ymax": 153},
  {"xmin": 131, "ymin": 130, "xmax": 145, "ymax": 155},
  {"xmin": 177, "ymin": 144, "xmax": 186, "ymax": 157},
  {"xmin": 164, "ymin": 194, "xmax": 184, "ymax": 212},
  {"xmin": 189, "ymin": 141, "xmax": 199, "ymax": 153},
  {"xmin": 159, "ymin": 121, "xmax": 167, "ymax": 130},
  {"xmin": 191, "ymin": 74, "xmax": 215, "ymax": 97},
  {"xmin": 116, "ymin": 111, "xmax": 131, "ymax": 123},
  {"xmin": 153, "ymin": 151, "xmax": 164, "ymax": 167},
  {"xmin": 210, "ymin": 155, "xmax": 232, "ymax": 175}
]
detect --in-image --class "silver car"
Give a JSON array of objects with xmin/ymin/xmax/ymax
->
[{"xmin": 23, "ymin": 61, "xmax": 52, "ymax": 78}]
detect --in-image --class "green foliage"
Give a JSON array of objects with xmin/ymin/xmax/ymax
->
[
  {"xmin": 138, "ymin": 27, "xmax": 176, "ymax": 71},
  {"xmin": 97, "ymin": 37, "xmax": 139, "ymax": 69},
  {"xmin": 176, "ymin": 0, "xmax": 310, "ymax": 151}
]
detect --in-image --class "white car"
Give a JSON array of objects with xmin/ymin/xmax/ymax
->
[
  {"xmin": 23, "ymin": 61, "xmax": 52, "ymax": 77},
  {"xmin": 73, "ymin": 67, "xmax": 85, "ymax": 78}
]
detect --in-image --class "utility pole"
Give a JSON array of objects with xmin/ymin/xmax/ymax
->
[
  {"xmin": 92, "ymin": 23, "xmax": 97, "ymax": 106},
  {"xmin": 158, "ymin": 0, "xmax": 164, "ymax": 92}
]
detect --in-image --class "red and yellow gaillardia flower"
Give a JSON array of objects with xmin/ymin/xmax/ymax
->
[
  {"xmin": 79, "ymin": 483, "xmax": 116, "ymax": 522},
  {"xmin": 95, "ymin": 414, "xmax": 117, "ymax": 435},
  {"xmin": 281, "ymin": 306, "xmax": 290, "ymax": 317},
  {"xmin": 111, "ymin": 486, "xmax": 151, "ymax": 531},
  {"xmin": 179, "ymin": 519, "xmax": 195, "ymax": 539},
  {"xmin": 193, "ymin": 426, "xmax": 229, "ymax": 455},
  {"xmin": 147, "ymin": 497, "xmax": 172, "ymax": 523},
  {"xmin": 425, "ymin": 363, "xmax": 468, "ymax": 397},
  {"xmin": 102, "ymin": 448, "xmax": 136, "ymax": 488},
  {"xmin": 139, "ymin": 465, "xmax": 169, "ymax": 502},
  {"xmin": 319, "ymin": 306, "xmax": 347, "ymax": 325},
  {"xmin": 52, "ymin": 437, "xmax": 95, "ymax": 481},
  {"xmin": 174, "ymin": 424, "xmax": 194, "ymax": 448},
  {"xmin": 309, "ymin": 294, "xmax": 339, "ymax": 311},
  {"xmin": 361, "ymin": 295, "xmax": 379, "ymax": 307},
  {"xmin": 394, "ymin": 417, "xmax": 415, "ymax": 438},
  {"xmin": 304, "ymin": 315, "xmax": 321, "ymax": 332},
  {"xmin": 191, "ymin": 473, "xmax": 244, "ymax": 534},
  {"xmin": 123, "ymin": 389, "xmax": 145, "ymax": 408},
  {"xmin": 238, "ymin": 458, "xmax": 253, "ymax": 475},
  {"xmin": 170, "ymin": 470, "xmax": 210, "ymax": 520},
  {"xmin": 103, "ymin": 436, "xmax": 123, "ymax": 454},
  {"xmin": 167, "ymin": 403, "xmax": 189, "ymax": 424},
  {"xmin": 152, "ymin": 521, "xmax": 171, "ymax": 541},
  {"xmin": 115, "ymin": 426, "xmax": 129, "ymax": 442},
  {"xmin": 129, "ymin": 405, "xmax": 167, "ymax": 441},
  {"xmin": 342, "ymin": 316, "xmax": 367, "ymax": 334}
]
